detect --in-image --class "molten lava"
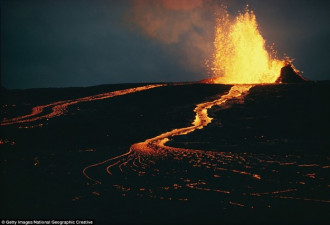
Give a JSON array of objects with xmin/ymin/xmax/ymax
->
[
  {"xmin": 83, "ymin": 84, "xmax": 255, "ymax": 183},
  {"xmin": 211, "ymin": 9, "xmax": 285, "ymax": 84},
  {"xmin": 1, "ymin": 84, "xmax": 164, "ymax": 126}
]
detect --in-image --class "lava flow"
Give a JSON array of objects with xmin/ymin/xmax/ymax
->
[
  {"xmin": 83, "ymin": 84, "xmax": 254, "ymax": 183},
  {"xmin": 1, "ymin": 84, "xmax": 164, "ymax": 126},
  {"xmin": 83, "ymin": 84, "xmax": 329, "ymax": 205},
  {"xmin": 132, "ymin": 85, "xmax": 253, "ymax": 155}
]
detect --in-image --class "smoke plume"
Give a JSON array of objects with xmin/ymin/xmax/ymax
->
[{"xmin": 126, "ymin": 0, "xmax": 221, "ymax": 75}]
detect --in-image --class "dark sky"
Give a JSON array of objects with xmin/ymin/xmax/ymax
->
[{"xmin": 1, "ymin": 0, "xmax": 330, "ymax": 89}]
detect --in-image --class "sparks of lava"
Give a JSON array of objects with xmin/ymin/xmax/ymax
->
[{"xmin": 211, "ymin": 8, "xmax": 285, "ymax": 84}]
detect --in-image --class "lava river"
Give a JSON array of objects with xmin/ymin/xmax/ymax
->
[{"xmin": 83, "ymin": 84, "xmax": 329, "ymax": 208}]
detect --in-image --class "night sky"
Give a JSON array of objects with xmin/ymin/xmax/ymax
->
[{"xmin": 1, "ymin": 0, "xmax": 330, "ymax": 89}]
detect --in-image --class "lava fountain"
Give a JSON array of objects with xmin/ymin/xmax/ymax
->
[{"xmin": 211, "ymin": 9, "xmax": 285, "ymax": 84}]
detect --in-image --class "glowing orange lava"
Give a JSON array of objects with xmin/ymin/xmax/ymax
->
[
  {"xmin": 139, "ymin": 85, "xmax": 254, "ymax": 150},
  {"xmin": 211, "ymin": 9, "xmax": 285, "ymax": 84},
  {"xmin": 79, "ymin": 84, "xmax": 329, "ymax": 206},
  {"xmin": 1, "ymin": 84, "xmax": 164, "ymax": 126},
  {"xmin": 83, "ymin": 84, "xmax": 257, "ymax": 183}
]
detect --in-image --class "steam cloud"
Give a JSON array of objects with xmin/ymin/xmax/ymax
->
[{"xmin": 126, "ymin": 0, "xmax": 221, "ymax": 75}]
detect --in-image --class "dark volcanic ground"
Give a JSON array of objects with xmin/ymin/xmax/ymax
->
[{"xmin": 0, "ymin": 82, "xmax": 329, "ymax": 225}]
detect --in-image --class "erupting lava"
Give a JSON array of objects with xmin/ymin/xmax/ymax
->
[
  {"xmin": 80, "ymin": 7, "xmax": 324, "ymax": 207},
  {"xmin": 211, "ymin": 9, "xmax": 285, "ymax": 84},
  {"xmin": 3, "ymin": 4, "xmax": 322, "ymax": 211},
  {"xmin": 82, "ymin": 6, "xmax": 300, "ymax": 192}
]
